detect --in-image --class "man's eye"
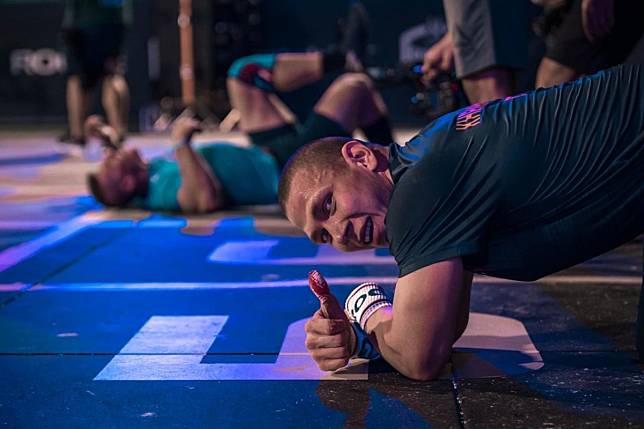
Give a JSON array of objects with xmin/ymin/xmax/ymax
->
[{"xmin": 323, "ymin": 194, "xmax": 333, "ymax": 214}]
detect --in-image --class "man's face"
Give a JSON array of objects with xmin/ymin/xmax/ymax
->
[
  {"xmin": 97, "ymin": 148, "xmax": 147, "ymax": 204},
  {"xmin": 285, "ymin": 145, "xmax": 392, "ymax": 252}
]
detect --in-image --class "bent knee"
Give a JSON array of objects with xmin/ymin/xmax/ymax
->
[
  {"xmin": 325, "ymin": 73, "xmax": 374, "ymax": 102},
  {"xmin": 227, "ymin": 54, "xmax": 277, "ymax": 91},
  {"xmin": 228, "ymin": 54, "xmax": 275, "ymax": 77},
  {"xmin": 335, "ymin": 72, "xmax": 374, "ymax": 91}
]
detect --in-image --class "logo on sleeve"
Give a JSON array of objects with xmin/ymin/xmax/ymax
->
[
  {"xmin": 456, "ymin": 94, "xmax": 526, "ymax": 131},
  {"xmin": 455, "ymin": 104, "xmax": 482, "ymax": 131}
]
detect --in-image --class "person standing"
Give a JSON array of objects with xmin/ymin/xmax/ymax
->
[
  {"xmin": 421, "ymin": 0, "xmax": 530, "ymax": 104},
  {"xmin": 60, "ymin": 0, "xmax": 131, "ymax": 153}
]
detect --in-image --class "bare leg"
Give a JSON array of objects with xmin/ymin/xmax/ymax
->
[
  {"xmin": 272, "ymin": 52, "xmax": 325, "ymax": 92},
  {"xmin": 313, "ymin": 73, "xmax": 388, "ymax": 133},
  {"xmin": 536, "ymin": 57, "xmax": 579, "ymax": 89},
  {"xmin": 227, "ymin": 52, "xmax": 331, "ymax": 133},
  {"xmin": 461, "ymin": 67, "xmax": 514, "ymax": 104},
  {"xmin": 102, "ymin": 74, "xmax": 129, "ymax": 139},
  {"xmin": 233, "ymin": 51, "xmax": 356, "ymax": 94},
  {"xmin": 228, "ymin": 54, "xmax": 375, "ymax": 135},
  {"xmin": 272, "ymin": 51, "xmax": 362, "ymax": 92},
  {"xmin": 66, "ymin": 75, "xmax": 92, "ymax": 140},
  {"xmin": 227, "ymin": 78, "xmax": 290, "ymax": 133}
]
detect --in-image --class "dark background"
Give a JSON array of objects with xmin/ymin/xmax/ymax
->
[{"xmin": 0, "ymin": 0, "xmax": 542, "ymax": 129}]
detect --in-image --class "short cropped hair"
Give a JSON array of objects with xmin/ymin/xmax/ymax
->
[
  {"xmin": 87, "ymin": 173, "xmax": 114, "ymax": 207},
  {"xmin": 278, "ymin": 136, "xmax": 353, "ymax": 214}
]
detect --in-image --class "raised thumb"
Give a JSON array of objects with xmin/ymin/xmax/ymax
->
[{"xmin": 308, "ymin": 270, "xmax": 346, "ymax": 320}]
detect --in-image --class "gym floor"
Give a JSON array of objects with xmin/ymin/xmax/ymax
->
[{"xmin": 0, "ymin": 130, "xmax": 642, "ymax": 428}]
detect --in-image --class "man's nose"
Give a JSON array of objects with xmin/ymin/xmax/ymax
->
[{"xmin": 328, "ymin": 221, "xmax": 349, "ymax": 245}]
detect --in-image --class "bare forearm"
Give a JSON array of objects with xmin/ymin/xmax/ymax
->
[
  {"xmin": 174, "ymin": 143, "xmax": 221, "ymax": 213},
  {"xmin": 365, "ymin": 309, "xmax": 409, "ymax": 374},
  {"xmin": 362, "ymin": 260, "xmax": 470, "ymax": 381},
  {"xmin": 365, "ymin": 307, "xmax": 452, "ymax": 381}
]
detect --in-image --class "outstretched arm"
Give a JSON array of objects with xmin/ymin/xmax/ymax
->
[{"xmin": 172, "ymin": 117, "xmax": 224, "ymax": 214}]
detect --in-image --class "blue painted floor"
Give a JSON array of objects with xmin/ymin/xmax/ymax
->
[{"xmin": 0, "ymin": 134, "xmax": 642, "ymax": 428}]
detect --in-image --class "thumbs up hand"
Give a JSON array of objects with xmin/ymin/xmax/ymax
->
[
  {"xmin": 305, "ymin": 270, "xmax": 356, "ymax": 371},
  {"xmin": 309, "ymin": 270, "xmax": 347, "ymax": 320}
]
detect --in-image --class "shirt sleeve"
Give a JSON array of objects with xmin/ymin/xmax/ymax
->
[
  {"xmin": 387, "ymin": 135, "xmax": 499, "ymax": 277},
  {"xmin": 139, "ymin": 160, "xmax": 182, "ymax": 212}
]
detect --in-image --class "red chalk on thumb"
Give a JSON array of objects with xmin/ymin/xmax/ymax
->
[
  {"xmin": 308, "ymin": 270, "xmax": 329, "ymax": 298},
  {"xmin": 309, "ymin": 269, "xmax": 346, "ymax": 320}
]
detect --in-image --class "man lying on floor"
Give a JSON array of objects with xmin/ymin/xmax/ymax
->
[
  {"xmin": 87, "ymin": 50, "xmax": 392, "ymax": 213},
  {"xmin": 86, "ymin": 115, "xmax": 279, "ymax": 212},
  {"xmin": 278, "ymin": 64, "xmax": 644, "ymax": 380}
]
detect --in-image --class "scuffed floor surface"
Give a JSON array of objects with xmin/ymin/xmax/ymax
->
[{"xmin": 0, "ymin": 131, "xmax": 642, "ymax": 428}]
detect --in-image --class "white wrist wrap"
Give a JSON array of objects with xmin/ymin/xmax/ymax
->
[{"xmin": 345, "ymin": 282, "xmax": 392, "ymax": 330}]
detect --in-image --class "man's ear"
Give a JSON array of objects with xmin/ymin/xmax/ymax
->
[{"xmin": 341, "ymin": 140, "xmax": 377, "ymax": 171}]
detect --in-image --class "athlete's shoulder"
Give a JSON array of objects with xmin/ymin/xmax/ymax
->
[
  {"xmin": 389, "ymin": 101, "xmax": 497, "ymax": 183},
  {"xmin": 403, "ymin": 100, "xmax": 498, "ymax": 152},
  {"xmin": 388, "ymin": 111, "xmax": 459, "ymax": 182}
]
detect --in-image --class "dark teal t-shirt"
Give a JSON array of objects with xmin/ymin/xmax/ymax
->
[
  {"xmin": 135, "ymin": 143, "xmax": 279, "ymax": 211},
  {"xmin": 386, "ymin": 65, "xmax": 644, "ymax": 281}
]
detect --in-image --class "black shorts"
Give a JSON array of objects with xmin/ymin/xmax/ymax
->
[
  {"xmin": 545, "ymin": 0, "xmax": 644, "ymax": 74},
  {"xmin": 64, "ymin": 24, "xmax": 126, "ymax": 89},
  {"xmin": 248, "ymin": 112, "xmax": 350, "ymax": 168}
]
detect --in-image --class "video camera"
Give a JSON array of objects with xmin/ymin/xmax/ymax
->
[{"xmin": 366, "ymin": 64, "xmax": 468, "ymax": 121}]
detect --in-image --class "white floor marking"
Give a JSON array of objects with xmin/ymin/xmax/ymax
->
[
  {"xmin": 33, "ymin": 279, "xmax": 397, "ymax": 291},
  {"xmin": 0, "ymin": 220, "xmax": 58, "ymax": 229},
  {"xmin": 95, "ymin": 313, "xmax": 542, "ymax": 381},
  {"xmin": 95, "ymin": 316, "xmax": 367, "ymax": 381},
  {"xmin": 119, "ymin": 316, "xmax": 229, "ymax": 354},
  {"xmin": 208, "ymin": 240, "xmax": 279, "ymax": 263},
  {"xmin": 0, "ymin": 213, "xmax": 198, "ymax": 275},
  {"xmin": 28, "ymin": 272, "xmax": 642, "ymax": 293},
  {"xmin": 452, "ymin": 313, "xmax": 544, "ymax": 377},
  {"xmin": 0, "ymin": 283, "xmax": 30, "ymax": 292},
  {"xmin": 0, "ymin": 210, "xmax": 636, "ymax": 284},
  {"xmin": 208, "ymin": 240, "xmax": 394, "ymax": 265},
  {"xmin": 0, "ymin": 214, "xmax": 100, "ymax": 273}
]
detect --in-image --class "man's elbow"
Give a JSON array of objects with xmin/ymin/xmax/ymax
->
[
  {"xmin": 193, "ymin": 197, "xmax": 220, "ymax": 214},
  {"xmin": 194, "ymin": 185, "xmax": 225, "ymax": 213},
  {"xmin": 181, "ymin": 195, "xmax": 221, "ymax": 214},
  {"xmin": 399, "ymin": 358, "xmax": 446, "ymax": 381},
  {"xmin": 396, "ymin": 344, "xmax": 452, "ymax": 381},
  {"xmin": 198, "ymin": 199, "xmax": 218, "ymax": 213}
]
